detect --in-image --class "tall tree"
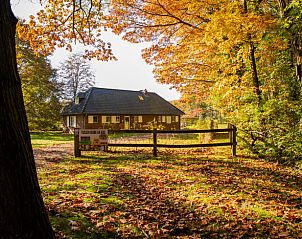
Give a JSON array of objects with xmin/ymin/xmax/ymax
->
[
  {"xmin": 107, "ymin": 0, "xmax": 302, "ymax": 162},
  {"xmin": 1, "ymin": 1, "xmax": 114, "ymax": 238},
  {"xmin": 58, "ymin": 53, "xmax": 95, "ymax": 102},
  {"xmin": 107, "ymin": 0, "xmax": 274, "ymax": 100},
  {"xmin": 17, "ymin": 37, "xmax": 62, "ymax": 130},
  {"xmin": 0, "ymin": 2, "xmax": 55, "ymax": 238},
  {"xmin": 279, "ymin": 0, "xmax": 302, "ymax": 98}
]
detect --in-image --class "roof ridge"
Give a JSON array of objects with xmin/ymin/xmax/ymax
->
[
  {"xmin": 81, "ymin": 87, "xmax": 94, "ymax": 113},
  {"xmin": 92, "ymin": 87, "xmax": 155, "ymax": 94}
]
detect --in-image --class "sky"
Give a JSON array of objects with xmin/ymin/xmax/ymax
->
[{"xmin": 11, "ymin": 1, "xmax": 181, "ymax": 101}]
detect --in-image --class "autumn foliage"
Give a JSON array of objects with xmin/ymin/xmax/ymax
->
[
  {"xmin": 17, "ymin": 1, "xmax": 115, "ymax": 61},
  {"xmin": 17, "ymin": 0, "xmax": 302, "ymax": 162},
  {"xmin": 106, "ymin": 0, "xmax": 302, "ymax": 163}
]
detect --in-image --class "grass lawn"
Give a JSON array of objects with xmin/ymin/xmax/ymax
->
[
  {"xmin": 31, "ymin": 131, "xmax": 73, "ymax": 148},
  {"xmin": 32, "ymin": 132, "xmax": 302, "ymax": 238}
]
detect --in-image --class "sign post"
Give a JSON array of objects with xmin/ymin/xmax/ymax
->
[
  {"xmin": 74, "ymin": 128, "xmax": 81, "ymax": 157},
  {"xmin": 74, "ymin": 129, "xmax": 109, "ymax": 157},
  {"xmin": 232, "ymin": 125, "xmax": 237, "ymax": 157},
  {"xmin": 153, "ymin": 129, "xmax": 157, "ymax": 157}
]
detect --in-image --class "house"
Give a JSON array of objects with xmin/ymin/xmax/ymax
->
[{"xmin": 61, "ymin": 87, "xmax": 184, "ymax": 131}]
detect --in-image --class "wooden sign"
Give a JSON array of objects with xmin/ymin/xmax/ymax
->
[{"xmin": 79, "ymin": 129, "xmax": 108, "ymax": 151}]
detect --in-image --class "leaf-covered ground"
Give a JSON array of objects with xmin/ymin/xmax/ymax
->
[{"xmin": 32, "ymin": 133, "xmax": 302, "ymax": 238}]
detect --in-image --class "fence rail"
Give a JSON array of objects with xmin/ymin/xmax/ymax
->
[
  {"xmin": 74, "ymin": 126, "xmax": 237, "ymax": 157},
  {"xmin": 108, "ymin": 128, "xmax": 235, "ymax": 134}
]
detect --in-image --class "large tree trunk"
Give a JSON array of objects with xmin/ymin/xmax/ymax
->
[{"xmin": 0, "ymin": 2, "xmax": 55, "ymax": 238}]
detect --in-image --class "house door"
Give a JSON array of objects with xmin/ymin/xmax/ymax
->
[{"xmin": 124, "ymin": 116, "xmax": 130, "ymax": 129}]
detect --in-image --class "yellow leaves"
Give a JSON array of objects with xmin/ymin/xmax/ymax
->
[
  {"xmin": 106, "ymin": 0, "xmax": 287, "ymax": 108},
  {"xmin": 204, "ymin": 6, "xmax": 276, "ymax": 55}
]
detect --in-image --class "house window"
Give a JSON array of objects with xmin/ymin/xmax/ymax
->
[
  {"xmin": 166, "ymin": 116, "xmax": 172, "ymax": 124},
  {"xmin": 88, "ymin": 115, "xmax": 98, "ymax": 124},
  {"xmin": 111, "ymin": 116, "xmax": 120, "ymax": 123},
  {"xmin": 134, "ymin": 115, "xmax": 143, "ymax": 123},
  {"xmin": 161, "ymin": 116, "xmax": 166, "ymax": 123},
  {"xmin": 102, "ymin": 116, "xmax": 111, "ymax": 123},
  {"xmin": 66, "ymin": 116, "xmax": 70, "ymax": 127},
  {"xmin": 158, "ymin": 116, "xmax": 162, "ymax": 122},
  {"xmin": 75, "ymin": 97, "xmax": 79, "ymax": 104},
  {"xmin": 69, "ymin": 116, "xmax": 76, "ymax": 127},
  {"xmin": 171, "ymin": 116, "xmax": 179, "ymax": 123}
]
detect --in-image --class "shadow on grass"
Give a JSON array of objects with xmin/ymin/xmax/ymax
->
[
  {"xmin": 37, "ymin": 148, "xmax": 302, "ymax": 238},
  {"xmin": 71, "ymin": 152, "xmax": 302, "ymax": 210}
]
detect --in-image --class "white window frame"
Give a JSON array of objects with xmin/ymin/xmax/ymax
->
[
  {"xmin": 69, "ymin": 116, "xmax": 76, "ymax": 127},
  {"xmin": 66, "ymin": 116, "xmax": 70, "ymax": 127},
  {"xmin": 162, "ymin": 116, "xmax": 166, "ymax": 123}
]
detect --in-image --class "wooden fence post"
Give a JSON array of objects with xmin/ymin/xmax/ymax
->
[
  {"xmin": 153, "ymin": 128, "xmax": 158, "ymax": 157},
  {"xmin": 232, "ymin": 125, "xmax": 237, "ymax": 157},
  {"xmin": 74, "ymin": 128, "xmax": 81, "ymax": 157},
  {"xmin": 209, "ymin": 119, "xmax": 214, "ymax": 141},
  {"xmin": 228, "ymin": 123, "xmax": 232, "ymax": 143}
]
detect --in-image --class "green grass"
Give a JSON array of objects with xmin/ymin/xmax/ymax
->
[
  {"xmin": 109, "ymin": 132, "xmax": 229, "ymax": 145},
  {"xmin": 31, "ymin": 131, "xmax": 73, "ymax": 147},
  {"xmin": 32, "ymin": 132, "xmax": 302, "ymax": 238}
]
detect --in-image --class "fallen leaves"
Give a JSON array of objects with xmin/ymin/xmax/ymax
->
[{"xmin": 35, "ymin": 143, "xmax": 302, "ymax": 238}]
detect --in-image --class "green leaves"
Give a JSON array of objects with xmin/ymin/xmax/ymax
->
[{"xmin": 17, "ymin": 36, "xmax": 62, "ymax": 130}]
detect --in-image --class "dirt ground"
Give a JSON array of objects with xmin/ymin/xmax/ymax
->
[{"xmin": 33, "ymin": 143, "xmax": 73, "ymax": 168}]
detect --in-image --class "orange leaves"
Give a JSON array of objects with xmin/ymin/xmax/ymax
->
[
  {"xmin": 17, "ymin": 0, "xmax": 116, "ymax": 61},
  {"xmin": 106, "ymin": 0, "xmax": 291, "ymax": 116}
]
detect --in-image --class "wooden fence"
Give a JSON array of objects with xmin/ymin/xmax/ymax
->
[{"xmin": 74, "ymin": 125, "xmax": 237, "ymax": 157}]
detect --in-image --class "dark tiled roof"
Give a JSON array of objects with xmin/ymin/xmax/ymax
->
[{"xmin": 61, "ymin": 87, "xmax": 184, "ymax": 116}]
